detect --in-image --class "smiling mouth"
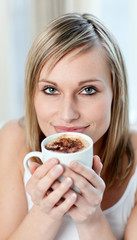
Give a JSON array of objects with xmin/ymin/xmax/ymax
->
[{"xmin": 54, "ymin": 126, "xmax": 89, "ymax": 133}]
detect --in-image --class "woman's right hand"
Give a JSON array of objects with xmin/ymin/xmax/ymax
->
[{"xmin": 26, "ymin": 158, "xmax": 77, "ymax": 220}]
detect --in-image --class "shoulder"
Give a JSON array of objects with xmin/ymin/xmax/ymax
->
[
  {"xmin": 0, "ymin": 119, "xmax": 27, "ymax": 173},
  {"xmin": 0, "ymin": 118, "xmax": 25, "ymax": 143},
  {"xmin": 0, "ymin": 118, "xmax": 25, "ymax": 137}
]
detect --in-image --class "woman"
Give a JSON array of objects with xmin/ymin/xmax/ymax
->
[{"xmin": 0, "ymin": 13, "xmax": 137, "ymax": 240}]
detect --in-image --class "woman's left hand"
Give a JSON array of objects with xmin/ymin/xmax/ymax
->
[{"xmin": 51, "ymin": 155, "xmax": 105, "ymax": 224}]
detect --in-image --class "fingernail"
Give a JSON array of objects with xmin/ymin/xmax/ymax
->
[
  {"xmin": 48, "ymin": 158, "xmax": 59, "ymax": 166},
  {"xmin": 70, "ymin": 161, "xmax": 78, "ymax": 168},
  {"xmin": 53, "ymin": 165, "xmax": 63, "ymax": 174},
  {"xmin": 70, "ymin": 192, "xmax": 77, "ymax": 200},
  {"xmin": 28, "ymin": 159, "xmax": 34, "ymax": 167},
  {"xmin": 100, "ymin": 162, "xmax": 103, "ymax": 170},
  {"xmin": 63, "ymin": 177, "xmax": 72, "ymax": 186}
]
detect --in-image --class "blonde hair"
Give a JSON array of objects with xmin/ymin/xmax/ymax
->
[{"xmin": 24, "ymin": 13, "xmax": 133, "ymax": 186}]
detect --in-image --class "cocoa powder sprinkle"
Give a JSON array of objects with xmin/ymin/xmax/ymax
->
[{"xmin": 45, "ymin": 137, "xmax": 84, "ymax": 153}]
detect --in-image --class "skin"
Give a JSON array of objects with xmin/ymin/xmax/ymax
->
[
  {"xmin": 28, "ymin": 46, "xmax": 109, "ymax": 225},
  {"xmin": 34, "ymin": 47, "xmax": 113, "ymax": 155},
  {"xmin": 0, "ymin": 46, "xmax": 137, "ymax": 240}
]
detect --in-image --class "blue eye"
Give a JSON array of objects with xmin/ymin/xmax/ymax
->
[
  {"xmin": 44, "ymin": 87, "xmax": 58, "ymax": 95},
  {"xmin": 81, "ymin": 87, "xmax": 96, "ymax": 95}
]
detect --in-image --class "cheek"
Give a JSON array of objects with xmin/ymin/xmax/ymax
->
[
  {"xmin": 85, "ymin": 96, "xmax": 112, "ymax": 140},
  {"xmin": 96, "ymin": 99, "xmax": 111, "ymax": 123},
  {"xmin": 84, "ymin": 95, "xmax": 112, "ymax": 122},
  {"xmin": 34, "ymin": 95, "xmax": 51, "ymax": 123},
  {"xmin": 34, "ymin": 94, "xmax": 59, "ymax": 133},
  {"xmin": 34, "ymin": 94, "xmax": 61, "ymax": 136}
]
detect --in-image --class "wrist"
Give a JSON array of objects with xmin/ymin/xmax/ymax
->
[
  {"xmin": 28, "ymin": 205, "xmax": 63, "ymax": 239},
  {"xmin": 75, "ymin": 207, "xmax": 116, "ymax": 240}
]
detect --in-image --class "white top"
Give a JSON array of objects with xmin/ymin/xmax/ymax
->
[{"xmin": 24, "ymin": 166, "xmax": 137, "ymax": 240}]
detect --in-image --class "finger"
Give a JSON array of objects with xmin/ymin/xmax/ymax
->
[
  {"xmin": 26, "ymin": 159, "xmax": 58, "ymax": 199},
  {"xmin": 92, "ymin": 155, "xmax": 103, "ymax": 176},
  {"xmin": 68, "ymin": 162, "xmax": 105, "ymax": 203},
  {"xmin": 69, "ymin": 161, "xmax": 104, "ymax": 190},
  {"xmin": 50, "ymin": 192, "xmax": 77, "ymax": 219},
  {"xmin": 26, "ymin": 158, "xmax": 59, "ymax": 195},
  {"xmin": 29, "ymin": 162, "xmax": 41, "ymax": 174},
  {"xmin": 32, "ymin": 158, "xmax": 59, "ymax": 179},
  {"xmin": 51, "ymin": 179, "xmax": 90, "ymax": 211},
  {"xmin": 31, "ymin": 164, "xmax": 64, "ymax": 204},
  {"xmin": 51, "ymin": 180, "xmax": 76, "ymax": 200},
  {"xmin": 51, "ymin": 170, "xmax": 103, "ymax": 215},
  {"xmin": 40, "ymin": 177, "xmax": 73, "ymax": 213}
]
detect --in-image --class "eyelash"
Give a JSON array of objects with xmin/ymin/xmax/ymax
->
[
  {"xmin": 43, "ymin": 86, "xmax": 59, "ymax": 95},
  {"xmin": 43, "ymin": 86, "xmax": 97, "ymax": 95},
  {"xmin": 81, "ymin": 86, "xmax": 97, "ymax": 95}
]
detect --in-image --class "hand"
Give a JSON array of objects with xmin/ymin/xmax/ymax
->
[
  {"xmin": 52, "ymin": 156, "xmax": 105, "ymax": 224},
  {"xmin": 70, "ymin": 155, "xmax": 105, "ymax": 223},
  {"xmin": 26, "ymin": 158, "xmax": 77, "ymax": 220}
]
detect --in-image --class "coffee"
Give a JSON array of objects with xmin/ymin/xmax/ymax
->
[
  {"xmin": 24, "ymin": 132, "xmax": 93, "ymax": 194},
  {"xmin": 45, "ymin": 134, "xmax": 90, "ymax": 153}
]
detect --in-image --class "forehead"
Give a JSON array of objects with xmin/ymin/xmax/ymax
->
[{"xmin": 39, "ymin": 46, "xmax": 111, "ymax": 85}]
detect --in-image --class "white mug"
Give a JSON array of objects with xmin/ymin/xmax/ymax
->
[{"xmin": 24, "ymin": 132, "xmax": 93, "ymax": 192}]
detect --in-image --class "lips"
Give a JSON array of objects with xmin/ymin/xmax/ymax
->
[{"xmin": 54, "ymin": 126, "xmax": 88, "ymax": 133}]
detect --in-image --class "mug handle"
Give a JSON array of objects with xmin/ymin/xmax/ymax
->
[{"xmin": 24, "ymin": 151, "xmax": 43, "ymax": 172}]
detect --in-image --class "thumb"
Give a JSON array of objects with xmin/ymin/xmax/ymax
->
[
  {"xmin": 92, "ymin": 155, "xmax": 103, "ymax": 176},
  {"xmin": 28, "ymin": 160, "xmax": 41, "ymax": 174}
]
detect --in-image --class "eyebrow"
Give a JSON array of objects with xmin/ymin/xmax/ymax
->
[
  {"xmin": 78, "ymin": 79, "xmax": 103, "ymax": 85},
  {"xmin": 39, "ymin": 79, "xmax": 58, "ymax": 86},
  {"xmin": 39, "ymin": 78, "xmax": 103, "ymax": 86}
]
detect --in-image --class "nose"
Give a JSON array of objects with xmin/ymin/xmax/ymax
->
[{"xmin": 59, "ymin": 96, "xmax": 80, "ymax": 123}]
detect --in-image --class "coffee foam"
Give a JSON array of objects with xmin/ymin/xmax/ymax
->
[{"xmin": 45, "ymin": 133, "xmax": 90, "ymax": 153}]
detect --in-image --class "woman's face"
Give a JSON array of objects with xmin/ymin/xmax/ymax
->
[{"xmin": 34, "ymin": 46, "xmax": 113, "ymax": 154}]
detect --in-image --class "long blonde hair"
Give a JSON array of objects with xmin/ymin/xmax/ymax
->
[{"xmin": 24, "ymin": 13, "xmax": 133, "ymax": 186}]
